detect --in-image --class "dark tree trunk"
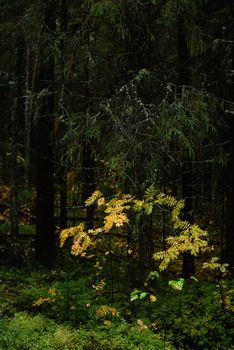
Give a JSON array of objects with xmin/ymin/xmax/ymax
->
[
  {"xmin": 177, "ymin": 11, "xmax": 195, "ymax": 279},
  {"xmin": 82, "ymin": 142, "xmax": 95, "ymax": 230},
  {"xmin": 122, "ymin": 4, "xmax": 160, "ymax": 285},
  {"xmin": 226, "ymin": 110, "xmax": 234, "ymax": 267},
  {"xmin": 225, "ymin": 3, "xmax": 234, "ymax": 268},
  {"xmin": 82, "ymin": 33, "xmax": 96, "ymax": 230},
  {"xmin": 59, "ymin": 168, "xmax": 67, "ymax": 229},
  {"xmin": 10, "ymin": 34, "xmax": 25, "ymax": 264},
  {"xmin": 58, "ymin": 0, "xmax": 68, "ymax": 230},
  {"xmin": 181, "ymin": 162, "xmax": 194, "ymax": 277},
  {"xmin": 24, "ymin": 45, "xmax": 32, "ymax": 189},
  {"xmin": 61, "ymin": 0, "xmax": 68, "ymax": 36},
  {"xmin": 10, "ymin": 109, "xmax": 19, "ymax": 262},
  {"xmin": 35, "ymin": 0, "xmax": 56, "ymax": 264}
]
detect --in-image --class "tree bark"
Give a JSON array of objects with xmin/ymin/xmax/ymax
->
[
  {"xmin": 10, "ymin": 33, "xmax": 26, "ymax": 264},
  {"xmin": 225, "ymin": 3, "xmax": 234, "ymax": 268},
  {"xmin": 24, "ymin": 45, "xmax": 32, "ymax": 189},
  {"xmin": 58, "ymin": 0, "xmax": 68, "ymax": 230},
  {"xmin": 82, "ymin": 33, "xmax": 96, "ymax": 230},
  {"xmin": 35, "ymin": 0, "xmax": 56, "ymax": 264},
  {"xmin": 177, "ymin": 11, "xmax": 195, "ymax": 278},
  {"xmin": 82, "ymin": 142, "xmax": 95, "ymax": 230}
]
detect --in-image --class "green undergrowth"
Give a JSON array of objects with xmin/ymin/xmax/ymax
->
[
  {"xmin": 1, "ymin": 265, "xmax": 234, "ymax": 350},
  {"xmin": 0, "ymin": 312, "xmax": 174, "ymax": 350},
  {"xmin": 132, "ymin": 279, "xmax": 234, "ymax": 350},
  {"xmin": 0, "ymin": 264, "xmax": 174, "ymax": 349}
]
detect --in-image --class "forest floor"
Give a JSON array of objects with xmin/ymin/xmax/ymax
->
[{"xmin": 0, "ymin": 260, "xmax": 234, "ymax": 350}]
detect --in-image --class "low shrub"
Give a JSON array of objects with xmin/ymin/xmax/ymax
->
[{"xmin": 0, "ymin": 312, "xmax": 175, "ymax": 350}]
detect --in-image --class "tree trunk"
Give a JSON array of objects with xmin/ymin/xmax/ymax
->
[
  {"xmin": 10, "ymin": 35, "xmax": 25, "ymax": 264},
  {"xmin": 177, "ymin": 11, "xmax": 195, "ymax": 278},
  {"xmin": 10, "ymin": 108, "xmax": 19, "ymax": 263},
  {"xmin": 225, "ymin": 4, "xmax": 234, "ymax": 268},
  {"xmin": 24, "ymin": 45, "xmax": 32, "ymax": 189},
  {"xmin": 35, "ymin": 0, "xmax": 56, "ymax": 264},
  {"xmin": 82, "ymin": 142, "xmax": 95, "ymax": 230},
  {"xmin": 59, "ymin": 170, "xmax": 68, "ymax": 229},
  {"xmin": 58, "ymin": 0, "xmax": 68, "ymax": 230},
  {"xmin": 82, "ymin": 33, "xmax": 96, "ymax": 230},
  {"xmin": 181, "ymin": 162, "xmax": 195, "ymax": 277}
]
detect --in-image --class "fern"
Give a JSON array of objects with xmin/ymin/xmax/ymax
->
[
  {"xmin": 96, "ymin": 305, "xmax": 119, "ymax": 317},
  {"xmin": 85, "ymin": 190, "xmax": 103, "ymax": 206},
  {"xmin": 60, "ymin": 187, "xmax": 209, "ymax": 273},
  {"xmin": 154, "ymin": 224, "xmax": 208, "ymax": 271},
  {"xmin": 92, "ymin": 279, "xmax": 106, "ymax": 291},
  {"xmin": 60, "ymin": 223, "xmax": 93, "ymax": 257}
]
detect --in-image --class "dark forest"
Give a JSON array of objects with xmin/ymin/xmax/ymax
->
[{"xmin": 0, "ymin": 1, "xmax": 234, "ymax": 349}]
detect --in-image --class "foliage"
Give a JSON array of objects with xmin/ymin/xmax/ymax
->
[
  {"xmin": 202, "ymin": 257, "xmax": 234, "ymax": 312},
  {"xmin": 147, "ymin": 281, "xmax": 234, "ymax": 350},
  {"xmin": 0, "ymin": 312, "xmax": 175, "ymax": 350},
  {"xmin": 1, "ymin": 262, "xmax": 234, "ymax": 350},
  {"xmin": 168, "ymin": 278, "xmax": 184, "ymax": 291},
  {"xmin": 0, "ymin": 0, "xmax": 234, "ymax": 349},
  {"xmin": 0, "ymin": 265, "xmax": 94, "ymax": 323},
  {"xmin": 130, "ymin": 289, "xmax": 149, "ymax": 301},
  {"xmin": 60, "ymin": 187, "xmax": 209, "ymax": 271}
]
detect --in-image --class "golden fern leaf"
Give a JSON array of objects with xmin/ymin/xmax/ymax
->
[
  {"xmin": 92, "ymin": 279, "xmax": 106, "ymax": 291},
  {"xmin": 85, "ymin": 190, "xmax": 103, "ymax": 206},
  {"xmin": 96, "ymin": 305, "xmax": 119, "ymax": 317}
]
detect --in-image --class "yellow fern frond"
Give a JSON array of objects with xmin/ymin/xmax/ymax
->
[
  {"xmin": 96, "ymin": 305, "xmax": 119, "ymax": 317},
  {"xmin": 203, "ymin": 257, "xmax": 229, "ymax": 274},
  {"xmin": 60, "ymin": 225, "xmax": 83, "ymax": 247},
  {"xmin": 155, "ymin": 193, "xmax": 178, "ymax": 208},
  {"xmin": 144, "ymin": 185, "xmax": 157, "ymax": 202},
  {"xmin": 154, "ymin": 224, "xmax": 208, "ymax": 271},
  {"xmin": 60, "ymin": 223, "xmax": 94, "ymax": 257},
  {"xmin": 71, "ymin": 232, "xmax": 92, "ymax": 256},
  {"xmin": 32, "ymin": 297, "xmax": 55, "ymax": 307},
  {"xmin": 85, "ymin": 190, "xmax": 103, "ymax": 206},
  {"xmin": 92, "ymin": 279, "xmax": 106, "ymax": 291},
  {"xmin": 104, "ymin": 212, "xmax": 129, "ymax": 232},
  {"xmin": 97, "ymin": 197, "xmax": 105, "ymax": 206},
  {"xmin": 48, "ymin": 288, "xmax": 57, "ymax": 296},
  {"xmin": 133, "ymin": 199, "xmax": 144, "ymax": 212},
  {"xmin": 87, "ymin": 228, "xmax": 103, "ymax": 235}
]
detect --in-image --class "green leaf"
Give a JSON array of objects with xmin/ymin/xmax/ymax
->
[
  {"xmin": 147, "ymin": 271, "xmax": 160, "ymax": 281},
  {"xmin": 168, "ymin": 278, "xmax": 184, "ymax": 291},
  {"xmin": 130, "ymin": 290, "xmax": 140, "ymax": 302},
  {"xmin": 139, "ymin": 292, "xmax": 149, "ymax": 299},
  {"xmin": 130, "ymin": 289, "xmax": 148, "ymax": 301},
  {"xmin": 130, "ymin": 294, "xmax": 139, "ymax": 302},
  {"xmin": 144, "ymin": 202, "xmax": 153, "ymax": 215}
]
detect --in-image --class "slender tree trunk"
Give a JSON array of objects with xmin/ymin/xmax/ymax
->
[
  {"xmin": 59, "ymin": 170, "xmax": 67, "ymax": 229},
  {"xmin": 35, "ymin": 0, "xmax": 56, "ymax": 264},
  {"xmin": 181, "ymin": 162, "xmax": 194, "ymax": 277},
  {"xmin": 24, "ymin": 45, "xmax": 32, "ymax": 189},
  {"xmin": 226, "ymin": 114, "xmax": 234, "ymax": 267},
  {"xmin": 82, "ymin": 142, "xmax": 95, "ymax": 230},
  {"xmin": 122, "ymin": 4, "xmax": 159, "ymax": 285},
  {"xmin": 10, "ymin": 107, "xmax": 19, "ymax": 263},
  {"xmin": 10, "ymin": 36, "xmax": 25, "ymax": 264},
  {"xmin": 58, "ymin": 0, "xmax": 68, "ymax": 230},
  {"xmin": 225, "ymin": 5, "xmax": 234, "ymax": 268},
  {"xmin": 82, "ymin": 34, "xmax": 96, "ymax": 230},
  {"xmin": 177, "ymin": 11, "xmax": 195, "ymax": 278}
]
